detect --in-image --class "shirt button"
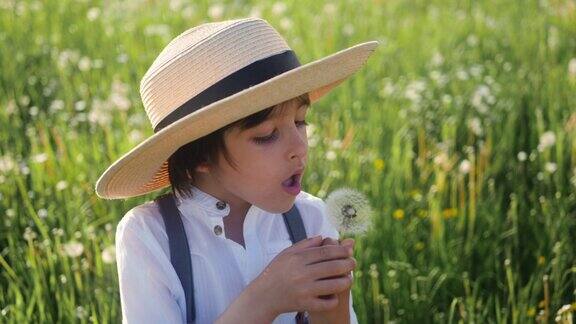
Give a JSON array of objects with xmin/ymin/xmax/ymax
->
[
  {"xmin": 216, "ymin": 201, "xmax": 227, "ymax": 210},
  {"xmin": 213, "ymin": 225, "xmax": 223, "ymax": 236}
]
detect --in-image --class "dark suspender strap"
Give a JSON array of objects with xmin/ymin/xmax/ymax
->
[
  {"xmin": 282, "ymin": 204, "xmax": 310, "ymax": 324},
  {"xmin": 282, "ymin": 203, "xmax": 308, "ymax": 243},
  {"xmin": 156, "ymin": 193, "xmax": 195, "ymax": 323}
]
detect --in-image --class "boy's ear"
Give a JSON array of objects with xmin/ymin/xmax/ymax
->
[{"xmin": 193, "ymin": 162, "xmax": 210, "ymax": 174}]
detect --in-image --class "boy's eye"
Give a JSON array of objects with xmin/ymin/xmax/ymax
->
[{"xmin": 252, "ymin": 120, "xmax": 308, "ymax": 144}]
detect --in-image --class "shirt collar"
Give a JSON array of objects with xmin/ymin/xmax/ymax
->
[{"xmin": 174, "ymin": 185, "xmax": 231, "ymax": 218}]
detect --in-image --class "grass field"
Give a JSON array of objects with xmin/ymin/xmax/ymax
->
[{"xmin": 1, "ymin": 0, "xmax": 575, "ymax": 322}]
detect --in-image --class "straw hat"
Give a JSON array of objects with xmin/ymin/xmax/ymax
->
[{"xmin": 95, "ymin": 17, "xmax": 379, "ymax": 199}]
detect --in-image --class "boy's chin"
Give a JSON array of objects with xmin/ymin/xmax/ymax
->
[{"xmin": 258, "ymin": 198, "xmax": 296, "ymax": 215}]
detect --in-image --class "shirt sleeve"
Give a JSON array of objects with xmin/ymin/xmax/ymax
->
[
  {"xmin": 115, "ymin": 216, "xmax": 184, "ymax": 324},
  {"xmin": 315, "ymin": 198, "xmax": 360, "ymax": 324}
]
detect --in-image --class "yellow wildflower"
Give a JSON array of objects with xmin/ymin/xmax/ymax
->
[
  {"xmin": 526, "ymin": 307, "xmax": 536, "ymax": 317},
  {"xmin": 538, "ymin": 256, "xmax": 545, "ymax": 266},
  {"xmin": 393, "ymin": 209, "xmax": 405, "ymax": 220},
  {"xmin": 374, "ymin": 158, "xmax": 385, "ymax": 171},
  {"xmin": 415, "ymin": 242, "xmax": 425, "ymax": 251},
  {"xmin": 442, "ymin": 208, "xmax": 458, "ymax": 219}
]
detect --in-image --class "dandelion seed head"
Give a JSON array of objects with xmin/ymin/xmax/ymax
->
[
  {"xmin": 272, "ymin": 2, "xmax": 287, "ymax": 15},
  {"xmin": 86, "ymin": 7, "xmax": 100, "ymax": 21},
  {"xmin": 324, "ymin": 187, "xmax": 373, "ymax": 235},
  {"xmin": 517, "ymin": 151, "xmax": 527, "ymax": 161},
  {"xmin": 459, "ymin": 160, "xmax": 471, "ymax": 174},
  {"xmin": 538, "ymin": 131, "xmax": 556, "ymax": 151},
  {"xmin": 31, "ymin": 153, "xmax": 48, "ymax": 164},
  {"xmin": 56, "ymin": 180, "xmax": 68, "ymax": 191},
  {"xmin": 325, "ymin": 150, "xmax": 336, "ymax": 161},
  {"xmin": 102, "ymin": 245, "xmax": 116, "ymax": 264},
  {"xmin": 569, "ymin": 58, "xmax": 576, "ymax": 77},
  {"xmin": 38, "ymin": 208, "xmax": 48, "ymax": 219},
  {"xmin": 545, "ymin": 162, "xmax": 557, "ymax": 173},
  {"xmin": 63, "ymin": 241, "xmax": 84, "ymax": 258},
  {"xmin": 208, "ymin": 4, "xmax": 224, "ymax": 20}
]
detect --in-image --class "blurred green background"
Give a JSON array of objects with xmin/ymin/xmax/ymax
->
[{"xmin": 1, "ymin": 0, "xmax": 575, "ymax": 322}]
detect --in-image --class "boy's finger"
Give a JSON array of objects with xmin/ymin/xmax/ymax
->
[
  {"xmin": 321, "ymin": 237, "xmax": 338, "ymax": 246},
  {"xmin": 340, "ymin": 238, "xmax": 355, "ymax": 248},
  {"xmin": 291, "ymin": 235, "xmax": 323, "ymax": 250}
]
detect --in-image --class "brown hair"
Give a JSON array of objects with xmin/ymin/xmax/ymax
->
[{"xmin": 167, "ymin": 93, "xmax": 311, "ymax": 199}]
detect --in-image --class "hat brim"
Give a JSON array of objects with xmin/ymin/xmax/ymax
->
[{"xmin": 95, "ymin": 40, "xmax": 379, "ymax": 199}]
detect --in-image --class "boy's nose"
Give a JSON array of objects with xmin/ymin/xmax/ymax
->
[{"xmin": 287, "ymin": 129, "xmax": 308, "ymax": 162}]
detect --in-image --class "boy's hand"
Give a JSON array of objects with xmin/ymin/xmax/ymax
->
[
  {"xmin": 247, "ymin": 236, "xmax": 355, "ymax": 319},
  {"xmin": 307, "ymin": 237, "xmax": 356, "ymax": 324}
]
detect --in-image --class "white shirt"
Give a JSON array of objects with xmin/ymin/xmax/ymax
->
[{"xmin": 115, "ymin": 185, "xmax": 359, "ymax": 324}]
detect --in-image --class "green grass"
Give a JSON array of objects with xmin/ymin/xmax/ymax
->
[{"xmin": 1, "ymin": 0, "xmax": 575, "ymax": 322}]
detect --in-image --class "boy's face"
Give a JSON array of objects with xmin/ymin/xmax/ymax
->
[{"xmin": 195, "ymin": 99, "xmax": 309, "ymax": 214}]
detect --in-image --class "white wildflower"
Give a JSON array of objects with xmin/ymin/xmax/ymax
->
[
  {"xmin": 430, "ymin": 70, "xmax": 448, "ymax": 87},
  {"xmin": 63, "ymin": 241, "xmax": 84, "ymax": 258},
  {"xmin": 537, "ymin": 131, "xmax": 556, "ymax": 151},
  {"xmin": 19, "ymin": 162, "xmax": 30, "ymax": 175},
  {"xmin": 23, "ymin": 227, "xmax": 37, "ymax": 241},
  {"xmin": 517, "ymin": 151, "xmax": 527, "ymax": 161},
  {"xmin": 169, "ymin": 0, "xmax": 183, "ymax": 11},
  {"xmin": 569, "ymin": 58, "xmax": 576, "ymax": 77},
  {"xmin": 342, "ymin": 23, "xmax": 354, "ymax": 36},
  {"xmin": 433, "ymin": 151, "xmax": 452, "ymax": 171},
  {"xmin": 129, "ymin": 130, "xmax": 144, "ymax": 143},
  {"xmin": 404, "ymin": 80, "xmax": 426, "ymax": 104},
  {"xmin": 31, "ymin": 153, "xmax": 48, "ymax": 164},
  {"xmin": 279, "ymin": 17, "xmax": 293, "ymax": 30},
  {"xmin": 326, "ymin": 150, "xmax": 336, "ymax": 161},
  {"xmin": 323, "ymin": 3, "xmax": 337, "ymax": 14},
  {"xmin": 102, "ymin": 245, "xmax": 116, "ymax": 264},
  {"xmin": 74, "ymin": 100, "xmax": 86, "ymax": 111},
  {"xmin": 78, "ymin": 56, "xmax": 92, "ymax": 71},
  {"xmin": 29, "ymin": 106, "xmax": 38, "ymax": 117},
  {"xmin": 545, "ymin": 162, "xmax": 557, "ymax": 173},
  {"xmin": 86, "ymin": 7, "xmax": 100, "ymax": 21},
  {"xmin": 467, "ymin": 117, "xmax": 483, "ymax": 136},
  {"xmin": 207, "ymin": 4, "xmax": 224, "ymax": 20},
  {"xmin": 117, "ymin": 53, "xmax": 128, "ymax": 64},
  {"xmin": 469, "ymin": 64, "xmax": 484, "ymax": 78},
  {"xmin": 38, "ymin": 208, "xmax": 48, "ymax": 219},
  {"xmin": 0, "ymin": 155, "xmax": 16, "ymax": 173},
  {"xmin": 459, "ymin": 160, "xmax": 471, "ymax": 174},
  {"xmin": 56, "ymin": 180, "xmax": 68, "ymax": 191},
  {"xmin": 466, "ymin": 34, "xmax": 479, "ymax": 47},
  {"xmin": 331, "ymin": 139, "xmax": 342, "ymax": 149},
  {"xmin": 272, "ymin": 2, "xmax": 287, "ymax": 15},
  {"xmin": 110, "ymin": 79, "xmax": 131, "ymax": 111},
  {"xmin": 144, "ymin": 24, "xmax": 171, "ymax": 38},
  {"xmin": 471, "ymin": 84, "xmax": 494, "ymax": 113},
  {"xmin": 51, "ymin": 227, "xmax": 64, "ymax": 237},
  {"xmin": 49, "ymin": 99, "xmax": 65, "ymax": 113},
  {"xmin": 456, "ymin": 68, "xmax": 469, "ymax": 80},
  {"xmin": 431, "ymin": 52, "xmax": 444, "ymax": 66},
  {"xmin": 325, "ymin": 187, "xmax": 373, "ymax": 235},
  {"xmin": 248, "ymin": 6, "xmax": 262, "ymax": 18},
  {"xmin": 76, "ymin": 306, "xmax": 87, "ymax": 319}
]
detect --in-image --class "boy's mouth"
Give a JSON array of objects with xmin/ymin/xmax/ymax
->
[{"xmin": 282, "ymin": 169, "xmax": 304, "ymax": 187}]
